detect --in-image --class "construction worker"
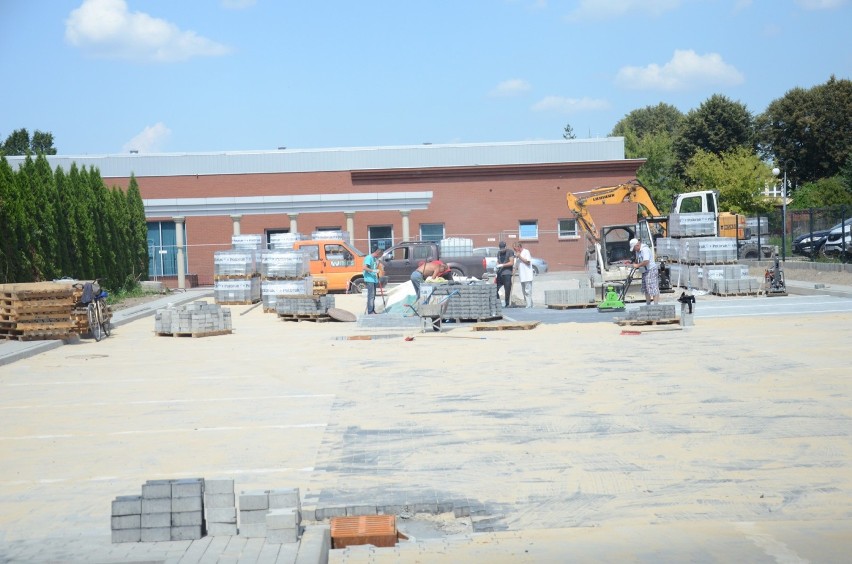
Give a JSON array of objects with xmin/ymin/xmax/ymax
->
[
  {"xmin": 513, "ymin": 242, "xmax": 534, "ymax": 308},
  {"xmin": 364, "ymin": 245, "xmax": 383, "ymax": 314},
  {"xmin": 495, "ymin": 241, "xmax": 515, "ymax": 308},
  {"xmin": 630, "ymin": 238, "xmax": 660, "ymax": 304}
]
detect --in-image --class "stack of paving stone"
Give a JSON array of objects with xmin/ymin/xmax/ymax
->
[
  {"xmin": 668, "ymin": 212, "xmax": 717, "ymax": 238},
  {"xmin": 269, "ymin": 232, "xmax": 305, "ymax": 250},
  {"xmin": 111, "ymin": 478, "xmax": 205, "ymax": 543},
  {"xmin": 433, "ymin": 282, "xmax": 500, "ymax": 321},
  {"xmin": 213, "ymin": 249, "xmax": 261, "ymax": 304},
  {"xmin": 311, "ymin": 230, "xmax": 349, "ymax": 241},
  {"xmin": 204, "ymin": 478, "xmax": 238, "ymax": 536},
  {"xmin": 231, "ymin": 234, "xmax": 264, "ymax": 250},
  {"xmin": 275, "ymin": 294, "xmax": 335, "ymax": 317},
  {"xmin": 154, "ymin": 302, "xmax": 232, "ymax": 336},
  {"xmin": 238, "ymin": 488, "xmax": 302, "ymax": 543},
  {"xmin": 621, "ymin": 304, "xmax": 677, "ymax": 323},
  {"xmin": 259, "ymin": 250, "xmax": 314, "ymax": 312},
  {"xmin": 544, "ymin": 288, "xmax": 596, "ymax": 307}
]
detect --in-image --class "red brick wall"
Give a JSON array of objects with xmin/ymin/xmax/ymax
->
[{"xmin": 113, "ymin": 161, "xmax": 642, "ymax": 284}]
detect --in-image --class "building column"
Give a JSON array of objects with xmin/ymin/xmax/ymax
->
[
  {"xmin": 400, "ymin": 210, "xmax": 411, "ymax": 241},
  {"xmin": 289, "ymin": 213, "xmax": 299, "ymax": 234},
  {"xmin": 230, "ymin": 214, "xmax": 242, "ymax": 236},
  {"xmin": 344, "ymin": 212, "xmax": 355, "ymax": 245},
  {"xmin": 174, "ymin": 216, "xmax": 186, "ymax": 291}
]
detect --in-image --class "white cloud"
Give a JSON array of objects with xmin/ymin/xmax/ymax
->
[
  {"xmin": 615, "ymin": 49, "xmax": 744, "ymax": 91},
  {"xmin": 566, "ymin": 0, "xmax": 681, "ymax": 21},
  {"xmin": 531, "ymin": 96, "xmax": 609, "ymax": 113},
  {"xmin": 65, "ymin": 0, "xmax": 231, "ymax": 62},
  {"xmin": 795, "ymin": 0, "xmax": 848, "ymax": 9},
  {"xmin": 490, "ymin": 79, "xmax": 532, "ymax": 97},
  {"xmin": 221, "ymin": 0, "xmax": 256, "ymax": 9},
  {"xmin": 123, "ymin": 123, "xmax": 171, "ymax": 153}
]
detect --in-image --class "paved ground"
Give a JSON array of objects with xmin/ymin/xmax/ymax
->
[{"xmin": 1, "ymin": 273, "xmax": 851, "ymax": 562}]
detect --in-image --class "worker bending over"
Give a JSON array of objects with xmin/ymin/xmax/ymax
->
[{"xmin": 629, "ymin": 238, "xmax": 660, "ymax": 304}]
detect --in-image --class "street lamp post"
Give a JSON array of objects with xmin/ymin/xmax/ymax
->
[{"xmin": 772, "ymin": 161, "xmax": 795, "ymax": 262}]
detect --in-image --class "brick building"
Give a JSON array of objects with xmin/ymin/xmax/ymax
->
[{"xmin": 18, "ymin": 139, "xmax": 643, "ymax": 285}]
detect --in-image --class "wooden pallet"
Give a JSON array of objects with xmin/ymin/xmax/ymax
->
[
  {"xmin": 546, "ymin": 303, "xmax": 597, "ymax": 310},
  {"xmin": 445, "ymin": 316, "xmax": 502, "ymax": 323},
  {"xmin": 278, "ymin": 313, "xmax": 331, "ymax": 323},
  {"xmin": 216, "ymin": 300, "xmax": 261, "ymax": 305},
  {"xmin": 471, "ymin": 321, "xmax": 540, "ymax": 331},
  {"xmin": 155, "ymin": 329, "xmax": 233, "ymax": 338},
  {"xmin": 616, "ymin": 318, "xmax": 679, "ymax": 326}
]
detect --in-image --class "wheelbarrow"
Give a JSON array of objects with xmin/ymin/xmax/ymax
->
[{"xmin": 404, "ymin": 289, "xmax": 459, "ymax": 332}]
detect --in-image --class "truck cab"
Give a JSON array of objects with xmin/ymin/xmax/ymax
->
[{"xmin": 291, "ymin": 239, "xmax": 367, "ymax": 293}]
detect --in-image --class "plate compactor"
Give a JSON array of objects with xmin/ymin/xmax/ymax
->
[{"xmin": 597, "ymin": 267, "xmax": 637, "ymax": 313}]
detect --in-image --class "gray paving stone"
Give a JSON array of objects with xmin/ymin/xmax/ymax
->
[
  {"xmin": 274, "ymin": 541, "xmax": 299, "ymax": 564},
  {"xmin": 239, "ymin": 490, "xmax": 269, "ymax": 511},
  {"xmin": 205, "ymin": 492, "xmax": 236, "ymax": 508},
  {"xmin": 111, "ymin": 514, "xmax": 141, "ymax": 530},
  {"xmin": 112, "ymin": 495, "xmax": 142, "ymax": 516},
  {"xmin": 111, "ymin": 528, "xmax": 141, "ymax": 543},
  {"xmin": 239, "ymin": 522, "xmax": 267, "ymax": 538},
  {"xmin": 294, "ymin": 525, "xmax": 329, "ymax": 564},
  {"xmin": 142, "ymin": 497, "xmax": 172, "ymax": 514},
  {"xmin": 267, "ymin": 527, "xmax": 299, "ymax": 544},
  {"xmin": 172, "ymin": 510, "xmax": 203, "ymax": 526},
  {"xmin": 266, "ymin": 509, "xmax": 299, "ymax": 529},
  {"xmin": 240, "ymin": 508, "xmax": 268, "ymax": 525},
  {"xmin": 142, "ymin": 512, "xmax": 171, "ymax": 528},
  {"xmin": 207, "ymin": 506, "xmax": 237, "ymax": 523},
  {"xmin": 141, "ymin": 526, "xmax": 171, "ymax": 542},
  {"xmin": 172, "ymin": 478, "xmax": 204, "ymax": 498},
  {"xmin": 142, "ymin": 480, "xmax": 173, "ymax": 499},
  {"xmin": 171, "ymin": 525, "xmax": 203, "ymax": 541},
  {"xmin": 172, "ymin": 495, "xmax": 202, "ymax": 512},
  {"xmin": 346, "ymin": 505, "xmax": 377, "ymax": 516},
  {"xmin": 268, "ymin": 488, "xmax": 300, "ymax": 509},
  {"xmin": 206, "ymin": 522, "xmax": 238, "ymax": 536}
]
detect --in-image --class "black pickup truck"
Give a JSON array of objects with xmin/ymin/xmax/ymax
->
[{"xmin": 380, "ymin": 241, "xmax": 488, "ymax": 283}]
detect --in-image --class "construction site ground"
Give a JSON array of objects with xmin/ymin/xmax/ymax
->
[{"xmin": 1, "ymin": 264, "xmax": 851, "ymax": 563}]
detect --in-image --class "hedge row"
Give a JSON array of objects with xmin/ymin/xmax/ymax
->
[{"xmin": 0, "ymin": 155, "xmax": 148, "ymax": 292}]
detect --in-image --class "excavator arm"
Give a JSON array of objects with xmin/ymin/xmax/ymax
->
[{"xmin": 565, "ymin": 179, "xmax": 667, "ymax": 243}]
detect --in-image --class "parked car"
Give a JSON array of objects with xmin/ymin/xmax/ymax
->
[
  {"xmin": 472, "ymin": 247, "xmax": 549, "ymax": 275},
  {"xmin": 821, "ymin": 218, "xmax": 852, "ymax": 257},
  {"xmin": 792, "ymin": 218, "xmax": 852, "ymax": 257}
]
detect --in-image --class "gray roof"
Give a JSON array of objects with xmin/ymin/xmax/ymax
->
[{"xmin": 4, "ymin": 138, "xmax": 625, "ymax": 178}]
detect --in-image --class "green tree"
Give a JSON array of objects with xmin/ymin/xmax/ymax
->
[
  {"xmin": 757, "ymin": 76, "xmax": 852, "ymax": 184},
  {"xmin": 68, "ymin": 163, "xmax": 98, "ymax": 280},
  {"xmin": 1, "ymin": 128, "xmax": 57, "ymax": 156},
  {"xmin": 685, "ymin": 147, "xmax": 774, "ymax": 214},
  {"xmin": 611, "ymin": 103, "xmax": 685, "ymax": 209},
  {"xmin": 0, "ymin": 157, "xmax": 23, "ymax": 282},
  {"xmin": 789, "ymin": 176, "xmax": 852, "ymax": 210},
  {"xmin": 32, "ymin": 154, "xmax": 61, "ymax": 280},
  {"xmin": 673, "ymin": 94, "xmax": 755, "ymax": 178},
  {"xmin": 125, "ymin": 175, "xmax": 149, "ymax": 283}
]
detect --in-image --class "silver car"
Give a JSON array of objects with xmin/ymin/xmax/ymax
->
[
  {"xmin": 821, "ymin": 220, "xmax": 852, "ymax": 257},
  {"xmin": 472, "ymin": 247, "xmax": 549, "ymax": 275}
]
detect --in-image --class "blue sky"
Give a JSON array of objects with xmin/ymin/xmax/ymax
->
[{"xmin": 1, "ymin": 0, "xmax": 850, "ymax": 155}]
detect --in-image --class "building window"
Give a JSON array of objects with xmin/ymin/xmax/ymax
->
[
  {"xmin": 558, "ymin": 218, "xmax": 578, "ymax": 238},
  {"xmin": 368, "ymin": 225, "xmax": 393, "ymax": 251},
  {"xmin": 519, "ymin": 220, "xmax": 538, "ymax": 240},
  {"xmin": 420, "ymin": 223, "xmax": 444, "ymax": 242},
  {"xmin": 147, "ymin": 221, "xmax": 187, "ymax": 277}
]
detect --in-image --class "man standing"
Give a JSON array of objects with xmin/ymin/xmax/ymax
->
[
  {"xmin": 363, "ymin": 245, "xmax": 383, "ymax": 314},
  {"xmin": 513, "ymin": 242, "xmax": 534, "ymax": 308},
  {"xmin": 494, "ymin": 241, "xmax": 515, "ymax": 308},
  {"xmin": 630, "ymin": 238, "xmax": 660, "ymax": 304}
]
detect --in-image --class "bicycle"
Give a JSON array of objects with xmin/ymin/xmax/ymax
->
[{"xmin": 75, "ymin": 280, "xmax": 112, "ymax": 341}]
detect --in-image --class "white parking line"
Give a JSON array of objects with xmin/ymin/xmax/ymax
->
[
  {"xmin": 0, "ymin": 467, "xmax": 315, "ymax": 487},
  {"xmin": 0, "ymin": 394, "xmax": 335, "ymax": 410},
  {"xmin": 0, "ymin": 423, "xmax": 327, "ymax": 441}
]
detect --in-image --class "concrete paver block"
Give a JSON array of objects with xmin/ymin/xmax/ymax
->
[
  {"xmin": 171, "ymin": 496, "xmax": 202, "ymax": 512},
  {"xmin": 142, "ymin": 481, "xmax": 172, "ymax": 499},
  {"xmin": 267, "ymin": 527, "xmax": 299, "ymax": 544},
  {"xmin": 141, "ymin": 498, "xmax": 171, "ymax": 514},
  {"xmin": 140, "ymin": 526, "xmax": 170, "ymax": 542},
  {"xmin": 239, "ymin": 522, "xmax": 267, "ymax": 538},
  {"xmin": 110, "ymin": 514, "xmax": 141, "ymax": 530},
  {"xmin": 239, "ymin": 490, "xmax": 269, "ymax": 510},
  {"xmin": 206, "ymin": 522, "xmax": 238, "ymax": 536},
  {"xmin": 268, "ymin": 488, "xmax": 301, "ymax": 510},
  {"xmin": 171, "ymin": 510, "xmax": 203, "ymax": 526},
  {"xmin": 111, "ymin": 528, "xmax": 141, "ymax": 543},
  {"xmin": 171, "ymin": 478, "xmax": 203, "ymax": 498},
  {"xmin": 206, "ymin": 507, "xmax": 237, "ymax": 523},
  {"xmin": 266, "ymin": 508, "xmax": 300, "ymax": 530},
  {"xmin": 240, "ymin": 509, "xmax": 268, "ymax": 525},
  {"xmin": 294, "ymin": 525, "xmax": 330, "ymax": 564},
  {"xmin": 205, "ymin": 493, "xmax": 236, "ymax": 508},
  {"xmin": 170, "ymin": 525, "xmax": 203, "ymax": 541},
  {"xmin": 141, "ymin": 512, "xmax": 170, "ymax": 528},
  {"xmin": 346, "ymin": 505, "xmax": 377, "ymax": 517},
  {"xmin": 111, "ymin": 495, "xmax": 142, "ymax": 516}
]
